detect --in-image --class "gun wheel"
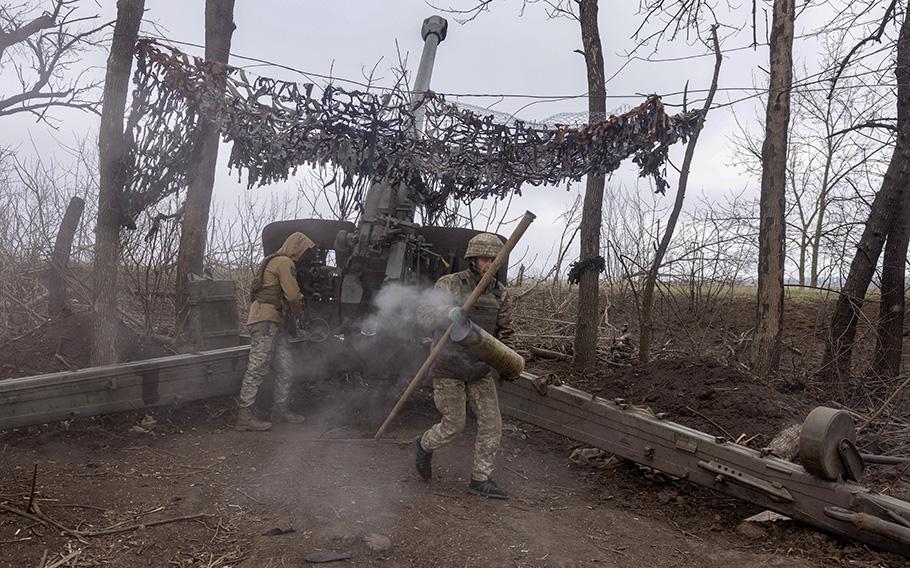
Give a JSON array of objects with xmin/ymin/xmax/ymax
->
[{"xmin": 799, "ymin": 406, "xmax": 858, "ymax": 481}]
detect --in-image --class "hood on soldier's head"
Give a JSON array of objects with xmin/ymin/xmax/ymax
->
[{"xmin": 277, "ymin": 232, "xmax": 315, "ymax": 261}]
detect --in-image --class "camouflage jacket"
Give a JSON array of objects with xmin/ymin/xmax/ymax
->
[{"xmin": 418, "ymin": 268, "xmax": 515, "ymax": 381}]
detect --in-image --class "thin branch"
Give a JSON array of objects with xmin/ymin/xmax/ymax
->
[
  {"xmin": 829, "ymin": 119, "xmax": 899, "ymax": 138},
  {"xmin": 828, "ymin": 0, "xmax": 899, "ymax": 99}
]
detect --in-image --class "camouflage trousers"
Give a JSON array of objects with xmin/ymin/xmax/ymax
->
[
  {"xmin": 420, "ymin": 375, "xmax": 502, "ymax": 482},
  {"xmin": 238, "ymin": 321, "xmax": 294, "ymax": 408}
]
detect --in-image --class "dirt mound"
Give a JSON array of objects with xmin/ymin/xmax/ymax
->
[
  {"xmin": 0, "ymin": 311, "xmax": 171, "ymax": 380},
  {"xmin": 534, "ymin": 356, "xmax": 807, "ymax": 446}
]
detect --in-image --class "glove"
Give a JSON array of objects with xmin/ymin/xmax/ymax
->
[
  {"xmin": 447, "ymin": 307, "xmax": 469, "ymax": 325},
  {"xmin": 503, "ymin": 372, "xmax": 519, "ymax": 382},
  {"xmin": 496, "ymin": 370, "xmax": 519, "ymax": 383}
]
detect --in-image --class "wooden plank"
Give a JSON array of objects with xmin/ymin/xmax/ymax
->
[{"xmin": 0, "ymin": 347, "xmax": 249, "ymax": 430}]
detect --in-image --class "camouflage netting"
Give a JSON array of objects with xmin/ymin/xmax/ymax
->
[{"xmin": 123, "ymin": 40, "xmax": 705, "ymax": 222}]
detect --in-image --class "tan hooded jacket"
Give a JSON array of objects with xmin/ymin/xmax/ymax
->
[{"xmin": 247, "ymin": 232, "xmax": 315, "ymax": 326}]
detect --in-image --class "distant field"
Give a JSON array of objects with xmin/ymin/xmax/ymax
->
[{"xmin": 510, "ymin": 279, "xmax": 889, "ymax": 301}]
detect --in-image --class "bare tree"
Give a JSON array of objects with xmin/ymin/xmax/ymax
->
[
  {"xmin": 123, "ymin": 199, "xmax": 182, "ymax": 336},
  {"xmin": 90, "ymin": 0, "xmax": 144, "ymax": 366},
  {"xmin": 822, "ymin": 1, "xmax": 910, "ymax": 380},
  {"xmin": 297, "ymin": 166, "xmax": 366, "ymax": 223},
  {"xmin": 751, "ymin": 0, "xmax": 795, "ymax": 378},
  {"xmin": 552, "ymin": 194, "xmax": 582, "ymax": 287},
  {"xmin": 0, "ymin": 0, "xmax": 109, "ymax": 124},
  {"xmin": 871, "ymin": 3, "xmax": 910, "ymax": 377},
  {"xmin": 174, "ymin": 0, "xmax": 236, "ymax": 330},
  {"xmin": 730, "ymin": 55, "xmax": 892, "ymax": 289},
  {"xmin": 572, "ymin": 0, "xmax": 607, "ymax": 370},
  {"xmin": 638, "ymin": 25, "xmax": 722, "ymax": 362}
]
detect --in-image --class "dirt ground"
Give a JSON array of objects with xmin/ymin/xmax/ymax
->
[
  {"xmin": 2, "ymin": 291, "xmax": 910, "ymax": 566},
  {"xmin": 0, "ymin": 386, "xmax": 905, "ymax": 568}
]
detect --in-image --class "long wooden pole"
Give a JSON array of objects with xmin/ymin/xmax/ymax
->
[{"xmin": 373, "ymin": 211, "xmax": 536, "ymax": 439}]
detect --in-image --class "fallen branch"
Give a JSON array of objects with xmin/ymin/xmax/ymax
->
[
  {"xmin": 43, "ymin": 550, "xmax": 81, "ymax": 568},
  {"xmin": 53, "ymin": 353, "xmax": 76, "ymax": 371},
  {"xmin": 0, "ymin": 502, "xmax": 47, "ymax": 528},
  {"xmin": 858, "ymin": 375, "xmax": 910, "ymax": 433},
  {"xmin": 861, "ymin": 453, "xmax": 910, "ymax": 465},
  {"xmin": 81, "ymin": 513, "xmax": 210, "ymax": 537},
  {"xmin": 0, "ymin": 501, "xmax": 208, "ymax": 539},
  {"xmin": 685, "ymin": 406, "xmax": 735, "ymax": 441},
  {"xmin": 530, "ymin": 346, "xmax": 569, "ymax": 360},
  {"xmin": 517, "ymin": 315, "xmax": 576, "ymax": 326}
]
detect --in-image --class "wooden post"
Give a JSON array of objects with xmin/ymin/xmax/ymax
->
[{"xmin": 48, "ymin": 196, "xmax": 85, "ymax": 317}]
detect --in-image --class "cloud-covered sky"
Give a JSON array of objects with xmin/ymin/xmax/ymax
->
[{"xmin": 1, "ymin": 0, "xmax": 840, "ymax": 273}]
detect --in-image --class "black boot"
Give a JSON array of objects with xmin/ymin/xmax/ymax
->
[
  {"xmin": 415, "ymin": 436, "xmax": 433, "ymax": 480},
  {"xmin": 468, "ymin": 478, "xmax": 508, "ymax": 500}
]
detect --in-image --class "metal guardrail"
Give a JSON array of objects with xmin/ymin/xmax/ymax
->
[{"xmin": 0, "ymin": 347, "xmax": 248, "ymax": 430}]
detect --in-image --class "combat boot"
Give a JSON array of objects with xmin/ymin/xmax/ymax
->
[
  {"xmin": 415, "ymin": 436, "xmax": 433, "ymax": 480},
  {"xmin": 468, "ymin": 478, "xmax": 508, "ymax": 500},
  {"xmin": 235, "ymin": 406, "xmax": 272, "ymax": 431},
  {"xmin": 272, "ymin": 403, "xmax": 306, "ymax": 424}
]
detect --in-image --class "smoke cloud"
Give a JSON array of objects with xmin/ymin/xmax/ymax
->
[{"xmin": 359, "ymin": 282, "xmax": 455, "ymax": 341}]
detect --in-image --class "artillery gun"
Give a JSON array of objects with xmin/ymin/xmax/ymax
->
[
  {"xmin": 8, "ymin": 13, "xmax": 910, "ymax": 559},
  {"xmin": 258, "ymin": 17, "xmax": 508, "ymax": 381}
]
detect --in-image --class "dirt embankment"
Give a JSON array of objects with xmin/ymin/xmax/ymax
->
[
  {"xmin": 0, "ymin": 311, "xmax": 171, "ymax": 380},
  {"xmin": 550, "ymin": 356, "xmax": 804, "ymax": 445}
]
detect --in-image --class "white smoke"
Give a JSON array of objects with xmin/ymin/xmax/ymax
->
[{"xmin": 359, "ymin": 282, "xmax": 455, "ymax": 340}]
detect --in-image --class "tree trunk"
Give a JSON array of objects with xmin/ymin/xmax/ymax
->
[
  {"xmin": 573, "ymin": 0, "xmax": 607, "ymax": 370},
  {"xmin": 90, "ymin": 0, "xmax": 144, "ymax": 366},
  {"xmin": 873, "ymin": 179, "xmax": 910, "ymax": 377},
  {"xmin": 823, "ymin": 153, "xmax": 908, "ymax": 379},
  {"xmin": 872, "ymin": 7, "xmax": 910, "ymax": 378},
  {"xmin": 174, "ymin": 0, "xmax": 236, "ymax": 330},
  {"xmin": 639, "ymin": 27, "xmax": 722, "ymax": 363},
  {"xmin": 48, "ymin": 196, "xmax": 85, "ymax": 317},
  {"xmin": 751, "ymin": 0, "xmax": 795, "ymax": 378},
  {"xmin": 810, "ymin": 123, "xmax": 835, "ymax": 288},
  {"xmin": 822, "ymin": 4, "xmax": 910, "ymax": 381}
]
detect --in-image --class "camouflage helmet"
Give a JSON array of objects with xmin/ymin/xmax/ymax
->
[{"xmin": 465, "ymin": 233, "xmax": 503, "ymax": 260}]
